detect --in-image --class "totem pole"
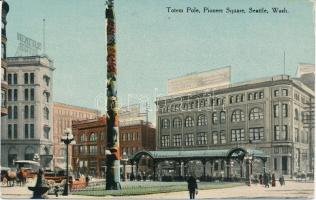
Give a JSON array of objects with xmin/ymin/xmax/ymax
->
[{"xmin": 105, "ymin": 0, "xmax": 121, "ymax": 190}]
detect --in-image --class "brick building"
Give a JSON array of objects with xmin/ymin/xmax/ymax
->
[
  {"xmin": 71, "ymin": 116, "xmax": 155, "ymax": 177},
  {"xmin": 52, "ymin": 102, "xmax": 100, "ymax": 169}
]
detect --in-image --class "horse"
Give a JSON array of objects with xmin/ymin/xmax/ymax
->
[
  {"xmin": 16, "ymin": 169, "xmax": 27, "ymax": 186},
  {"xmin": 4, "ymin": 169, "xmax": 16, "ymax": 187}
]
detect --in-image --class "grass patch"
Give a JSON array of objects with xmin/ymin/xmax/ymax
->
[{"xmin": 72, "ymin": 182, "xmax": 242, "ymax": 196}]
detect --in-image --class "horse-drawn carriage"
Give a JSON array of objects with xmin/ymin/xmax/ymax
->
[{"xmin": 1, "ymin": 160, "xmax": 40, "ymax": 187}]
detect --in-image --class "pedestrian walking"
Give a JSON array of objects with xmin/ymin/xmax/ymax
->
[
  {"xmin": 187, "ymin": 175, "xmax": 198, "ymax": 199},
  {"xmin": 54, "ymin": 185, "xmax": 59, "ymax": 197},
  {"xmin": 259, "ymin": 174, "xmax": 263, "ymax": 184},
  {"xmin": 271, "ymin": 173, "xmax": 276, "ymax": 187},
  {"xmin": 263, "ymin": 173, "xmax": 269, "ymax": 188},
  {"xmin": 279, "ymin": 175, "xmax": 285, "ymax": 186}
]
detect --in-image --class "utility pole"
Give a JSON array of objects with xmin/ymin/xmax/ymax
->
[{"xmin": 105, "ymin": 0, "xmax": 121, "ymax": 190}]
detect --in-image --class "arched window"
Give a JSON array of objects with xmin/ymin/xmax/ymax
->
[
  {"xmin": 230, "ymin": 96, "xmax": 234, "ymax": 104},
  {"xmin": 220, "ymin": 111, "xmax": 226, "ymax": 123},
  {"xmin": 212, "ymin": 112, "xmax": 218, "ymax": 124},
  {"xmin": 80, "ymin": 134, "xmax": 86, "ymax": 142},
  {"xmin": 249, "ymin": 108, "xmax": 264, "ymax": 120},
  {"xmin": 236, "ymin": 95, "xmax": 240, "ymax": 103},
  {"xmin": 231, "ymin": 110, "xmax": 245, "ymax": 122},
  {"xmin": 8, "ymin": 147, "xmax": 17, "ymax": 167},
  {"xmin": 185, "ymin": 116, "xmax": 194, "ymax": 127},
  {"xmin": 294, "ymin": 109, "xmax": 299, "ymax": 120},
  {"xmin": 161, "ymin": 119, "xmax": 170, "ymax": 129},
  {"xmin": 197, "ymin": 114, "xmax": 207, "ymax": 126},
  {"xmin": 90, "ymin": 133, "xmax": 97, "ymax": 142},
  {"xmin": 43, "ymin": 107, "xmax": 49, "ymax": 120},
  {"xmin": 254, "ymin": 92, "xmax": 259, "ymax": 100},
  {"xmin": 25, "ymin": 146, "xmax": 35, "ymax": 160},
  {"xmin": 173, "ymin": 118, "xmax": 182, "ymax": 128},
  {"xmin": 248, "ymin": 93, "xmax": 253, "ymax": 101},
  {"xmin": 240, "ymin": 94, "xmax": 244, "ymax": 102},
  {"xmin": 216, "ymin": 98, "xmax": 221, "ymax": 105},
  {"xmin": 43, "ymin": 91, "xmax": 50, "ymax": 103}
]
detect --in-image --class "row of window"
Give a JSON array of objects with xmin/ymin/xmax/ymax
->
[
  {"xmin": 78, "ymin": 145, "xmax": 97, "ymax": 154},
  {"xmin": 8, "ymin": 124, "xmax": 49, "ymax": 140},
  {"xmin": 7, "ymin": 89, "xmax": 18, "ymax": 101},
  {"xmin": 24, "ymin": 88, "xmax": 35, "ymax": 101},
  {"xmin": 294, "ymin": 128, "xmax": 309, "ymax": 144},
  {"xmin": 160, "ymin": 127, "xmax": 265, "ymax": 147},
  {"xmin": 8, "ymin": 88, "xmax": 50, "ymax": 103},
  {"xmin": 274, "ymin": 89, "xmax": 288, "ymax": 97},
  {"xmin": 79, "ymin": 133, "xmax": 99, "ymax": 142},
  {"xmin": 24, "ymin": 124, "xmax": 35, "ymax": 139},
  {"xmin": 121, "ymin": 132, "xmax": 140, "ymax": 141},
  {"xmin": 8, "ymin": 123, "xmax": 34, "ymax": 139},
  {"xmin": 7, "ymin": 73, "xmax": 34, "ymax": 85},
  {"xmin": 273, "ymin": 104, "xmax": 288, "ymax": 118},
  {"xmin": 9, "ymin": 105, "xmax": 48, "ymax": 121},
  {"xmin": 121, "ymin": 147, "xmax": 139, "ymax": 156},
  {"xmin": 56, "ymin": 109, "xmax": 96, "ymax": 119},
  {"xmin": 159, "ymin": 89, "xmax": 290, "ymax": 114},
  {"xmin": 161, "ymin": 108, "xmax": 264, "ymax": 129},
  {"xmin": 8, "ymin": 88, "xmax": 35, "ymax": 101},
  {"xmin": 7, "ymin": 73, "xmax": 51, "ymax": 87},
  {"xmin": 294, "ymin": 109, "xmax": 310, "ymax": 123}
]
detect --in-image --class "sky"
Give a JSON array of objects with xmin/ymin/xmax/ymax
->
[{"xmin": 5, "ymin": 0, "xmax": 315, "ymax": 124}]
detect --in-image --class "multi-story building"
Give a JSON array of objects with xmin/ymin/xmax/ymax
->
[
  {"xmin": 52, "ymin": 102, "xmax": 100, "ymax": 169},
  {"xmin": 1, "ymin": 0, "xmax": 9, "ymax": 116},
  {"xmin": 156, "ymin": 68, "xmax": 314, "ymax": 177},
  {"xmin": 72, "ymin": 116, "xmax": 156, "ymax": 177},
  {"xmin": 1, "ymin": 56, "xmax": 54, "ymax": 168}
]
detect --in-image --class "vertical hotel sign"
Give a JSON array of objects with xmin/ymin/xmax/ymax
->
[{"xmin": 15, "ymin": 33, "xmax": 42, "ymax": 56}]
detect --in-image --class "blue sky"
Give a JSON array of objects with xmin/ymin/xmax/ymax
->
[{"xmin": 6, "ymin": 0, "xmax": 315, "ymax": 124}]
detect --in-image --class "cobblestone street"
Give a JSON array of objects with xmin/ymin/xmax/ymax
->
[{"xmin": 0, "ymin": 180, "xmax": 314, "ymax": 199}]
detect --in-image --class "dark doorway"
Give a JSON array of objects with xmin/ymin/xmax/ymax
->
[{"xmin": 282, "ymin": 156, "xmax": 288, "ymax": 174}]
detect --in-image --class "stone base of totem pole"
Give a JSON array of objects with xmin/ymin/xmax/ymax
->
[{"xmin": 28, "ymin": 186, "xmax": 50, "ymax": 199}]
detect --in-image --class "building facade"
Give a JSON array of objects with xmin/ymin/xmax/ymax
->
[
  {"xmin": 72, "ymin": 117, "xmax": 156, "ymax": 177},
  {"xmin": 1, "ymin": 56, "xmax": 54, "ymax": 168},
  {"xmin": 52, "ymin": 102, "xmax": 100, "ymax": 169},
  {"xmin": 156, "ymin": 74, "xmax": 314, "ymax": 177},
  {"xmin": 1, "ymin": 0, "xmax": 9, "ymax": 116}
]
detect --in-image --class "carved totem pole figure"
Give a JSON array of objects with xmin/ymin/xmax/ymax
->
[{"xmin": 105, "ymin": 0, "xmax": 121, "ymax": 190}]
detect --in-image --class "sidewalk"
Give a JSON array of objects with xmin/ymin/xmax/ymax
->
[{"xmin": 1, "ymin": 180, "xmax": 314, "ymax": 199}]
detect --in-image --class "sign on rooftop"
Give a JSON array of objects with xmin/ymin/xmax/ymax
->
[
  {"xmin": 15, "ymin": 33, "xmax": 42, "ymax": 57},
  {"xmin": 297, "ymin": 64, "xmax": 315, "ymax": 77},
  {"xmin": 167, "ymin": 66, "xmax": 231, "ymax": 95}
]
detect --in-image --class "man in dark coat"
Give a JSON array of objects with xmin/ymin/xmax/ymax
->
[
  {"xmin": 187, "ymin": 175, "xmax": 198, "ymax": 199},
  {"xmin": 263, "ymin": 173, "xmax": 269, "ymax": 188}
]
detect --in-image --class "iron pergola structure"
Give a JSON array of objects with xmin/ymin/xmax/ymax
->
[{"xmin": 129, "ymin": 148, "xmax": 268, "ymax": 181}]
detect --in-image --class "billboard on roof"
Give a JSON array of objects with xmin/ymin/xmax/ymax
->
[{"xmin": 167, "ymin": 66, "xmax": 231, "ymax": 95}]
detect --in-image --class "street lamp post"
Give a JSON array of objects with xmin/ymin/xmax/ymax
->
[
  {"xmin": 61, "ymin": 128, "xmax": 74, "ymax": 196},
  {"xmin": 245, "ymin": 154, "xmax": 253, "ymax": 186},
  {"xmin": 121, "ymin": 152, "xmax": 128, "ymax": 181}
]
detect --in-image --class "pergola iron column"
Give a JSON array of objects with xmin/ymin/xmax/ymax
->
[
  {"xmin": 202, "ymin": 159, "xmax": 206, "ymax": 180},
  {"xmin": 105, "ymin": 0, "xmax": 121, "ymax": 190},
  {"xmin": 226, "ymin": 158, "xmax": 231, "ymax": 180}
]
